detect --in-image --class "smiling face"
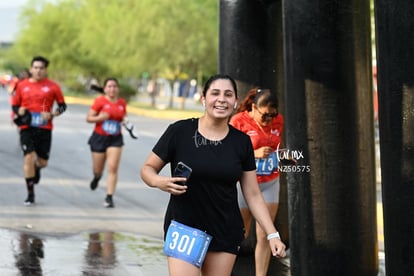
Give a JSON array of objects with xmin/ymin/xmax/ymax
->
[{"xmin": 202, "ymin": 78, "xmax": 237, "ymax": 120}]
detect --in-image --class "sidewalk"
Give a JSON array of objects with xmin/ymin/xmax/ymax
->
[{"xmin": 65, "ymin": 94, "xmax": 204, "ymax": 120}]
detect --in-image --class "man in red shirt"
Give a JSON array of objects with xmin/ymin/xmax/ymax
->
[{"xmin": 12, "ymin": 56, "xmax": 67, "ymax": 205}]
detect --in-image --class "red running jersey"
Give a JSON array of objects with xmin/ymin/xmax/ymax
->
[
  {"xmin": 12, "ymin": 78, "xmax": 66, "ymax": 130},
  {"xmin": 90, "ymin": 95, "xmax": 127, "ymax": 136},
  {"xmin": 230, "ymin": 111, "xmax": 284, "ymax": 183}
]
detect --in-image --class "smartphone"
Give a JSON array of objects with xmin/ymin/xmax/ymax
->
[{"xmin": 173, "ymin": 161, "xmax": 192, "ymax": 185}]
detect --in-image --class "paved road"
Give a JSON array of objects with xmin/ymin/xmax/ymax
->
[
  {"xmin": 0, "ymin": 90, "xmax": 175, "ymax": 236},
  {"xmin": 0, "ymin": 88, "xmax": 173, "ymax": 275}
]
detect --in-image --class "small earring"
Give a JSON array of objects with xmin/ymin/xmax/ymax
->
[
  {"xmin": 202, "ymin": 101, "xmax": 206, "ymax": 107},
  {"xmin": 234, "ymin": 103, "xmax": 237, "ymax": 109}
]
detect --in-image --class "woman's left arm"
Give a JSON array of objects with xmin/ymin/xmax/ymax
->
[{"xmin": 240, "ymin": 170, "xmax": 287, "ymax": 257}]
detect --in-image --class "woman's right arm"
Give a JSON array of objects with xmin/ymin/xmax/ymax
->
[
  {"xmin": 140, "ymin": 152, "xmax": 187, "ymax": 195},
  {"xmin": 86, "ymin": 108, "xmax": 109, "ymax": 123}
]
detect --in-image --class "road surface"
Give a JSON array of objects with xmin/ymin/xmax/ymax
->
[{"xmin": 0, "ymin": 88, "xmax": 173, "ymax": 275}]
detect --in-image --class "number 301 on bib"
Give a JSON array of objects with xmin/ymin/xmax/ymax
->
[{"xmin": 164, "ymin": 220, "xmax": 212, "ymax": 268}]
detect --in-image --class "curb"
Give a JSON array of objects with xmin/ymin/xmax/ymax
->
[{"xmin": 64, "ymin": 96, "xmax": 204, "ymax": 120}]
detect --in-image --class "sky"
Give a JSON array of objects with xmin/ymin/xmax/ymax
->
[{"xmin": 0, "ymin": 1, "xmax": 28, "ymax": 42}]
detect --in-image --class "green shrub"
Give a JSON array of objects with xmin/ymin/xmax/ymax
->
[{"xmin": 118, "ymin": 81, "xmax": 136, "ymax": 102}]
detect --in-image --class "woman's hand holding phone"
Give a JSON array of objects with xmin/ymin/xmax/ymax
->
[{"xmin": 173, "ymin": 162, "xmax": 192, "ymax": 186}]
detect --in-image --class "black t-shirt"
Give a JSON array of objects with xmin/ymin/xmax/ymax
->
[{"xmin": 153, "ymin": 118, "xmax": 256, "ymax": 253}]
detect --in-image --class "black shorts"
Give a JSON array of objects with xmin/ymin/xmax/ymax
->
[
  {"xmin": 88, "ymin": 132, "xmax": 124, "ymax": 153},
  {"xmin": 20, "ymin": 127, "xmax": 52, "ymax": 160}
]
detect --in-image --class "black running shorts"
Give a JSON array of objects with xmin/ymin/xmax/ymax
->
[
  {"xmin": 88, "ymin": 132, "xmax": 124, "ymax": 153},
  {"xmin": 20, "ymin": 127, "xmax": 52, "ymax": 160}
]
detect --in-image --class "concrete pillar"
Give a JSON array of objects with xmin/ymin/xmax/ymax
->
[
  {"xmin": 219, "ymin": 0, "xmax": 288, "ymax": 275},
  {"xmin": 374, "ymin": 0, "xmax": 414, "ymax": 275},
  {"xmin": 219, "ymin": 0, "xmax": 284, "ymax": 99},
  {"xmin": 283, "ymin": 0, "xmax": 378, "ymax": 275}
]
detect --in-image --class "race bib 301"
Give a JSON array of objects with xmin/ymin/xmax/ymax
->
[{"xmin": 164, "ymin": 220, "xmax": 212, "ymax": 268}]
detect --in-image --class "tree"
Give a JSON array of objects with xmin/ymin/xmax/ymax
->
[{"xmin": 6, "ymin": 0, "xmax": 218, "ymax": 98}]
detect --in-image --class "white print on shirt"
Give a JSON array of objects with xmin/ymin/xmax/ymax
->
[
  {"xmin": 271, "ymin": 129, "xmax": 280, "ymax": 136},
  {"xmin": 41, "ymin": 86, "xmax": 51, "ymax": 93},
  {"xmin": 193, "ymin": 130, "xmax": 222, "ymax": 148},
  {"xmin": 247, "ymin": 129, "xmax": 280, "ymax": 137}
]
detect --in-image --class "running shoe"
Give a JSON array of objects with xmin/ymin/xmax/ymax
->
[
  {"xmin": 103, "ymin": 197, "xmax": 114, "ymax": 208},
  {"xmin": 24, "ymin": 194, "xmax": 35, "ymax": 206},
  {"xmin": 90, "ymin": 177, "xmax": 99, "ymax": 190},
  {"xmin": 34, "ymin": 166, "xmax": 41, "ymax": 184}
]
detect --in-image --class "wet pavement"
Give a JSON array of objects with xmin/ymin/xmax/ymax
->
[
  {"xmin": 0, "ymin": 89, "xmax": 171, "ymax": 275},
  {"xmin": 0, "ymin": 229, "xmax": 167, "ymax": 275},
  {"xmin": 0, "ymin": 226, "xmax": 385, "ymax": 276}
]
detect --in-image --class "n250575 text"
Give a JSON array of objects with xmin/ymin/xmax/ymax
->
[{"xmin": 278, "ymin": 165, "xmax": 310, "ymax": 173}]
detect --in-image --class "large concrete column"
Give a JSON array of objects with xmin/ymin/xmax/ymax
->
[
  {"xmin": 219, "ymin": 0, "xmax": 284, "ymax": 99},
  {"xmin": 374, "ymin": 1, "xmax": 414, "ymax": 275},
  {"xmin": 283, "ymin": 1, "xmax": 377, "ymax": 275},
  {"xmin": 219, "ymin": 1, "xmax": 288, "ymax": 275}
]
